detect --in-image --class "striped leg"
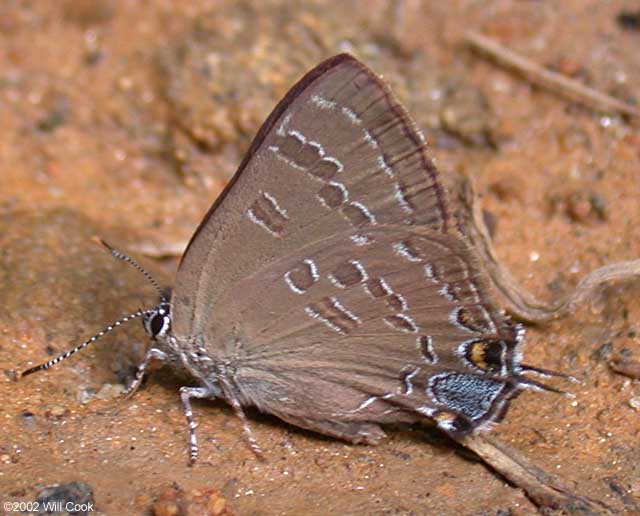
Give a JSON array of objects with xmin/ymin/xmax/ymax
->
[
  {"xmin": 123, "ymin": 347, "xmax": 167, "ymax": 399},
  {"xmin": 224, "ymin": 390, "xmax": 264, "ymax": 460},
  {"xmin": 179, "ymin": 386, "xmax": 214, "ymax": 464}
]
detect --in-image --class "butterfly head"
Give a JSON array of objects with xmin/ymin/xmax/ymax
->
[{"xmin": 143, "ymin": 300, "xmax": 172, "ymax": 340}]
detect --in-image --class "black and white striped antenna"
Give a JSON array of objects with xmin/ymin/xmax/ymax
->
[
  {"xmin": 97, "ymin": 237, "xmax": 167, "ymax": 302},
  {"xmin": 21, "ymin": 309, "xmax": 149, "ymax": 377},
  {"xmin": 21, "ymin": 239, "xmax": 162, "ymax": 378}
]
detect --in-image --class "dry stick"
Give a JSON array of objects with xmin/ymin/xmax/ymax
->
[
  {"xmin": 459, "ymin": 434, "xmax": 614, "ymax": 515},
  {"xmin": 129, "ymin": 240, "xmax": 188, "ymax": 259},
  {"xmin": 465, "ymin": 30, "xmax": 640, "ymax": 119},
  {"xmin": 609, "ymin": 357, "xmax": 640, "ymax": 379}
]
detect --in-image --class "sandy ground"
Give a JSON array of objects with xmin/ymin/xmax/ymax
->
[{"xmin": 1, "ymin": 1, "xmax": 639, "ymax": 514}]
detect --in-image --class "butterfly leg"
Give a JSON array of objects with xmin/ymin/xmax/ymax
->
[
  {"xmin": 224, "ymin": 390, "xmax": 265, "ymax": 461},
  {"xmin": 123, "ymin": 347, "xmax": 167, "ymax": 399},
  {"xmin": 179, "ymin": 386, "xmax": 213, "ymax": 464}
]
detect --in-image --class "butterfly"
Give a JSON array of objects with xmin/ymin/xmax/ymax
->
[{"xmin": 23, "ymin": 54, "xmax": 557, "ymax": 462}]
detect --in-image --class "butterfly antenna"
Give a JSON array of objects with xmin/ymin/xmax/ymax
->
[
  {"xmin": 95, "ymin": 237, "xmax": 166, "ymax": 301},
  {"xmin": 21, "ymin": 309, "xmax": 149, "ymax": 378}
]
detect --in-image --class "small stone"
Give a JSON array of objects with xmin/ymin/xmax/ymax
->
[
  {"xmin": 488, "ymin": 176, "xmax": 525, "ymax": 203},
  {"xmin": 77, "ymin": 387, "xmax": 98, "ymax": 404},
  {"xmin": 95, "ymin": 383, "xmax": 125, "ymax": 401},
  {"xmin": 151, "ymin": 487, "xmax": 233, "ymax": 516},
  {"xmin": 35, "ymin": 91, "xmax": 70, "ymax": 133},
  {"xmin": 565, "ymin": 190, "xmax": 608, "ymax": 224},
  {"xmin": 592, "ymin": 342, "xmax": 613, "ymax": 362},
  {"xmin": 48, "ymin": 405, "xmax": 67, "ymax": 418},
  {"xmin": 629, "ymin": 397, "xmax": 640, "ymax": 410},
  {"xmin": 153, "ymin": 500, "xmax": 180, "ymax": 516},
  {"xmin": 117, "ymin": 76, "xmax": 134, "ymax": 90},
  {"xmin": 207, "ymin": 493, "xmax": 228, "ymax": 515},
  {"xmin": 36, "ymin": 481, "xmax": 95, "ymax": 516},
  {"xmin": 589, "ymin": 193, "xmax": 608, "ymax": 220},
  {"xmin": 567, "ymin": 192, "xmax": 592, "ymax": 222}
]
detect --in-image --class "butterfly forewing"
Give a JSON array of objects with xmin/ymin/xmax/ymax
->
[{"xmin": 174, "ymin": 55, "xmax": 449, "ymax": 340}]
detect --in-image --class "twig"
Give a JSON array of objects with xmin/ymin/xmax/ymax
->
[
  {"xmin": 128, "ymin": 240, "xmax": 188, "ymax": 258},
  {"xmin": 609, "ymin": 357, "xmax": 640, "ymax": 379},
  {"xmin": 464, "ymin": 30, "xmax": 640, "ymax": 119},
  {"xmin": 458, "ymin": 433, "xmax": 614, "ymax": 515}
]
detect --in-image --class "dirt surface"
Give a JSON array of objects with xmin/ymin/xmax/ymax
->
[{"xmin": 1, "ymin": 1, "xmax": 639, "ymax": 515}]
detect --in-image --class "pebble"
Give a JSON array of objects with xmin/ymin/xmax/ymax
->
[
  {"xmin": 151, "ymin": 487, "xmax": 233, "ymax": 516},
  {"xmin": 35, "ymin": 481, "xmax": 95, "ymax": 516},
  {"xmin": 566, "ymin": 190, "xmax": 608, "ymax": 224},
  {"xmin": 153, "ymin": 500, "xmax": 180, "ymax": 516},
  {"xmin": 96, "ymin": 382, "xmax": 125, "ymax": 401},
  {"xmin": 488, "ymin": 176, "xmax": 525, "ymax": 203},
  {"xmin": 592, "ymin": 342, "xmax": 613, "ymax": 362},
  {"xmin": 49, "ymin": 405, "xmax": 67, "ymax": 417}
]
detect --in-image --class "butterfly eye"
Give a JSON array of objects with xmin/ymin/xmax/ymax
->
[
  {"xmin": 144, "ymin": 305, "xmax": 171, "ymax": 339},
  {"xmin": 151, "ymin": 314, "xmax": 166, "ymax": 337}
]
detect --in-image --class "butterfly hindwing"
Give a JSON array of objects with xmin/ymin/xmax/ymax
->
[{"xmin": 206, "ymin": 225, "xmax": 522, "ymax": 436}]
